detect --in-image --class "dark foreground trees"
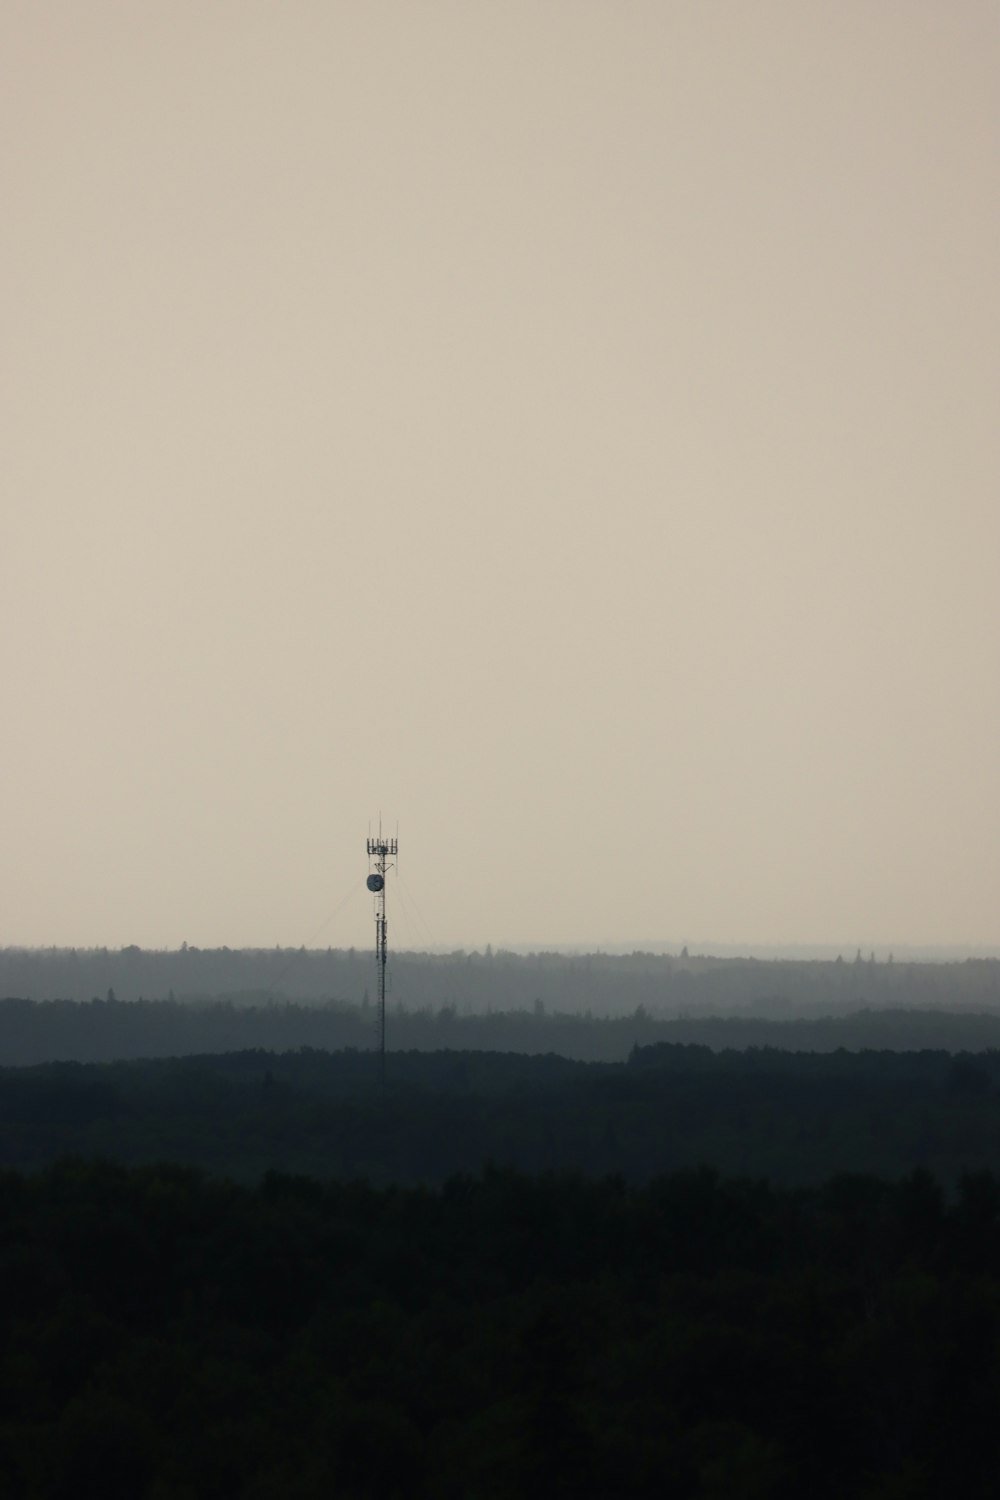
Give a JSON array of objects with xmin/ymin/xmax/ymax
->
[{"xmin": 3, "ymin": 1160, "xmax": 1000, "ymax": 1497}]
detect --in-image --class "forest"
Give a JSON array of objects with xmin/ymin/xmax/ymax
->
[
  {"xmin": 2, "ymin": 1039, "xmax": 1000, "ymax": 1189},
  {"xmin": 6, "ymin": 957, "xmax": 1000, "ymax": 1494},
  {"xmin": 3, "ymin": 943, "xmax": 999, "ymax": 1019},
  {"xmin": 6, "ymin": 993, "xmax": 1000, "ymax": 1067},
  {"xmin": 4, "ymin": 1159, "xmax": 1000, "ymax": 1497}
]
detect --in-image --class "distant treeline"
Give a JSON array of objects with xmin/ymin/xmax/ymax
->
[
  {"xmin": 4, "ymin": 1157, "xmax": 1000, "ymax": 1497},
  {"xmin": 9, "ymin": 994, "xmax": 1000, "ymax": 1066},
  {"xmin": 4, "ymin": 1042, "xmax": 1000, "ymax": 1188},
  {"xmin": 3, "ymin": 943, "xmax": 1000, "ymax": 1017}
]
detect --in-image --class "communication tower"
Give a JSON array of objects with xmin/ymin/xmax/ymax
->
[{"xmin": 366, "ymin": 823, "xmax": 397, "ymax": 1079}]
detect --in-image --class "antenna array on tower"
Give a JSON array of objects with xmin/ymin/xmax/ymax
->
[{"xmin": 366, "ymin": 824, "xmax": 398, "ymax": 1080}]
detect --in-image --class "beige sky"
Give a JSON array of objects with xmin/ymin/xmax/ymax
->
[{"xmin": 2, "ymin": 2, "xmax": 998, "ymax": 952}]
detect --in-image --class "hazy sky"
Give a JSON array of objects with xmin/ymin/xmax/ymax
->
[{"xmin": 3, "ymin": 2, "xmax": 998, "ymax": 953}]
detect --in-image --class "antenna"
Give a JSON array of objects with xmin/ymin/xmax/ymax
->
[{"xmin": 366, "ymin": 817, "xmax": 398, "ymax": 1083}]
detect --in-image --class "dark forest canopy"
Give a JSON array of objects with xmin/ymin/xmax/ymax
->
[
  {"xmin": 4, "ymin": 1158, "xmax": 1000, "ymax": 1498},
  {"xmin": 4, "ymin": 1042, "xmax": 1000, "ymax": 1189},
  {"xmin": 3, "ymin": 943, "xmax": 1000, "ymax": 1019}
]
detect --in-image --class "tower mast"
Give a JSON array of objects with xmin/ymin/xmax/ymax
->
[{"xmin": 366, "ymin": 822, "xmax": 397, "ymax": 1080}]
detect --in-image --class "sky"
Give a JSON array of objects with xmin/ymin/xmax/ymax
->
[{"xmin": 2, "ymin": 2, "xmax": 998, "ymax": 954}]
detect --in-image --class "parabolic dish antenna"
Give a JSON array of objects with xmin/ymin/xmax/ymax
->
[{"xmin": 367, "ymin": 873, "xmax": 384, "ymax": 893}]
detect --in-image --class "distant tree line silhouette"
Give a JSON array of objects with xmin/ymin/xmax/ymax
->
[
  {"xmin": 6, "ymin": 993, "xmax": 1000, "ymax": 1067},
  {"xmin": 2, "ymin": 944, "xmax": 999, "ymax": 1019}
]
